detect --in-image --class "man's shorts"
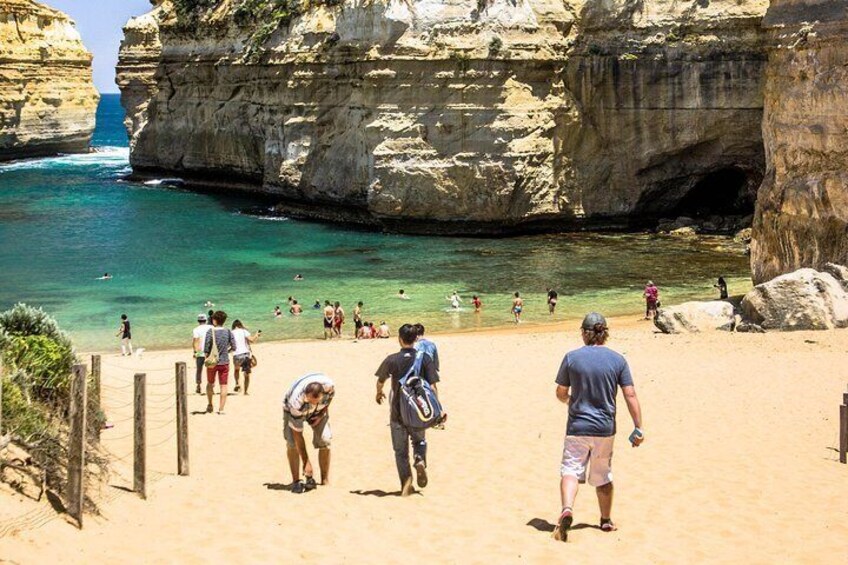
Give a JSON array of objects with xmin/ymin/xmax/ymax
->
[
  {"xmin": 560, "ymin": 435, "xmax": 614, "ymax": 487},
  {"xmin": 284, "ymin": 411, "xmax": 332, "ymax": 449},
  {"xmin": 233, "ymin": 353, "xmax": 251, "ymax": 374},
  {"xmin": 207, "ymin": 364, "xmax": 229, "ymax": 386}
]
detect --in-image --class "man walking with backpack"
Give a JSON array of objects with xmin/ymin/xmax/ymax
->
[
  {"xmin": 554, "ymin": 313, "xmax": 644, "ymax": 541},
  {"xmin": 375, "ymin": 324, "xmax": 442, "ymax": 496}
]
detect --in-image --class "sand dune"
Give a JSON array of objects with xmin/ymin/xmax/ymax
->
[{"xmin": 2, "ymin": 317, "xmax": 847, "ymax": 563}]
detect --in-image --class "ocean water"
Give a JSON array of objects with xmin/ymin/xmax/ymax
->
[{"xmin": 0, "ymin": 95, "xmax": 752, "ymax": 351}]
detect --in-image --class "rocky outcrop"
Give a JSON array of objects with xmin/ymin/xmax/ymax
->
[
  {"xmin": 751, "ymin": 0, "xmax": 848, "ymax": 283},
  {"xmin": 0, "ymin": 0, "xmax": 98, "ymax": 160},
  {"xmin": 741, "ymin": 267, "xmax": 848, "ymax": 331},
  {"xmin": 654, "ymin": 301, "xmax": 736, "ymax": 334},
  {"xmin": 116, "ymin": 0, "xmax": 768, "ymax": 233}
]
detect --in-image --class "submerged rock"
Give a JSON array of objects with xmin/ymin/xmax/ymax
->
[
  {"xmin": 0, "ymin": 0, "xmax": 98, "ymax": 160},
  {"xmin": 741, "ymin": 267, "xmax": 848, "ymax": 331},
  {"xmin": 654, "ymin": 301, "xmax": 736, "ymax": 334}
]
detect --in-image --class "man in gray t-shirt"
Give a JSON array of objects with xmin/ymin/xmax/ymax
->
[{"xmin": 553, "ymin": 312, "xmax": 644, "ymax": 542}]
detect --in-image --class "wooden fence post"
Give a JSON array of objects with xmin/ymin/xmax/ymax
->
[
  {"xmin": 134, "ymin": 373, "xmax": 146, "ymax": 499},
  {"xmin": 91, "ymin": 355, "xmax": 101, "ymax": 444},
  {"xmin": 67, "ymin": 364, "xmax": 87, "ymax": 528},
  {"xmin": 840, "ymin": 389, "xmax": 847, "ymax": 465},
  {"xmin": 175, "ymin": 362, "xmax": 189, "ymax": 476}
]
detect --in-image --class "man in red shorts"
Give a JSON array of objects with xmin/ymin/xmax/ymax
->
[{"xmin": 204, "ymin": 310, "xmax": 236, "ymax": 414}]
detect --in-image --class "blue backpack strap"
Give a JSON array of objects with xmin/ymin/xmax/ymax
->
[{"xmin": 399, "ymin": 350, "xmax": 424, "ymax": 386}]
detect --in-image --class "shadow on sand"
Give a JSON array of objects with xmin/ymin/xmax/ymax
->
[
  {"xmin": 526, "ymin": 518, "xmax": 600, "ymax": 533},
  {"xmin": 350, "ymin": 489, "xmax": 420, "ymax": 498}
]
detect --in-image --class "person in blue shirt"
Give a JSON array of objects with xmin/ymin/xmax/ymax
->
[{"xmin": 413, "ymin": 323, "xmax": 439, "ymax": 376}]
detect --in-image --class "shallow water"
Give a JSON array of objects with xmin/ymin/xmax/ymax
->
[{"xmin": 0, "ymin": 95, "xmax": 752, "ymax": 351}]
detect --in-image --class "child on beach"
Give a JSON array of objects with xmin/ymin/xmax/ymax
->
[
  {"xmin": 512, "ymin": 292, "xmax": 523, "ymax": 324},
  {"xmin": 116, "ymin": 314, "xmax": 132, "ymax": 356},
  {"xmin": 472, "ymin": 295, "xmax": 482, "ymax": 313},
  {"xmin": 644, "ymin": 281, "xmax": 659, "ymax": 319}
]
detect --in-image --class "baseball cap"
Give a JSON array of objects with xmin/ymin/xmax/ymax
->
[
  {"xmin": 197, "ymin": 314, "xmax": 207, "ymax": 322},
  {"xmin": 581, "ymin": 312, "xmax": 607, "ymax": 330}
]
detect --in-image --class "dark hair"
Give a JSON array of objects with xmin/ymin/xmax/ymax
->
[
  {"xmin": 413, "ymin": 323, "xmax": 425, "ymax": 336},
  {"xmin": 121, "ymin": 314, "xmax": 127, "ymax": 320},
  {"xmin": 514, "ymin": 292, "xmax": 520, "ymax": 297},
  {"xmin": 358, "ymin": 301, "xmax": 363, "ymax": 306},
  {"xmin": 305, "ymin": 382, "xmax": 323, "ymax": 397},
  {"xmin": 212, "ymin": 310, "xmax": 227, "ymax": 326},
  {"xmin": 334, "ymin": 301, "xmax": 340, "ymax": 307},
  {"xmin": 293, "ymin": 300, "xmax": 298, "ymax": 305},
  {"xmin": 583, "ymin": 323, "xmax": 610, "ymax": 346},
  {"xmin": 208, "ymin": 309, "xmax": 214, "ymax": 319},
  {"xmin": 325, "ymin": 300, "xmax": 331, "ymax": 306},
  {"xmin": 398, "ymin": 324, "xmax": 417, "ymax": 345},
  {"xmin": 718, "ymin": 276, "xmax": 726, "ymax": 285},
  {"xmin": 399, "ymin": 289, "xmax": 404, "ymax": 294},
  {"xmin": 231, "ymin": 319, "xmax": 244, "ymax": 329}
]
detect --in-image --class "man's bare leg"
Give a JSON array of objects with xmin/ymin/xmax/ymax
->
[
  {"xmin": 319, "ymin": 447, "xmax": 330, "ymax": 485},
  {"xmin": 218, "ymin": 384, "xmax": 228, "ymax": 412},
  {"xmin": 287, "ymin": 447, "xmax": 300, "ymax": 483},
  {"xmin": 206, "ymin": 381, "xmax": 214, "ymax": 411},
  {"xmin": 244, "ymin": 373, "xmax": 250, "ymax": 395},
  {"xmin": 560, "ymin": 475, "xmax": 579, "ymax": 510},
  {"xmin": 233, "ymin": 367, "xmax": 240, "ymax": 389},
  {"xmin": 596, "ymin": 482, "xmax": 616, "ymax": 529}
]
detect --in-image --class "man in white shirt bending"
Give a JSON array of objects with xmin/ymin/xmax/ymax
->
[{"xmin": 283, "ymin": 373, "xmax": 335, "ymax": 494}]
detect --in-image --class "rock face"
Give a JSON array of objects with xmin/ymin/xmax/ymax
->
[
  {"xmin": 116, "ymin": 0, "xmax": 768, "ymax": 233},
  {"xmin": 751, "ymin": 1, "xmax": 848, "ymax": 283},
  {"xmin": 0, "ymin": 0, "xmax": 98, "ymax": 160},
  {"xmin": 654, "ymin": 301, "xmax": 736, "ymax": 334},
  {"xmin": 741, "ymin": 267, "xmax": 848, "ymax": 331}
]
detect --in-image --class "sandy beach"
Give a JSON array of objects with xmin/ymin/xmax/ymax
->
[{"xmin": 1, "ymin": 316, "xmax": 847, "ymax": 563}]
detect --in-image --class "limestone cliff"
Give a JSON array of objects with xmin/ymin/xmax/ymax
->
[
  {"xmin": 0, "ymin": 0, "xmax": 98, "ymax": 160},
  {"xmin": 117, "ymin": 0, "xmax": 767, "ymax": 233},
  {"xmin": 751, "ymin": 0, "xmax": 848, "ymax": 283}
]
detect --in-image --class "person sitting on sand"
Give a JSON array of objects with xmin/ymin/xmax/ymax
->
[
  {"xmin": 472, "ymin": 295, "xmax": 482, "ymax": 313},
  {"xmin": 357, "ymin": 322, "xmax": 372, "ymax": 340},
  {"xmin": 378, "ymin": 321, "xmax": 390, "ymax": 339},
  {"xmin": 643, "ymin": 281, "xmax": 659, "ymax": 320},
  {"xmin": 714, "ymin": 276, "xmax": 728, "ymax": 300},
  {"xmin": 323, "ymin": 301, "xmax": 335, "ymax": 340},
  {"xmin": 397, "ymin": 289, "xmax": 410, "ymax": 300},
  {"xmin": 447, "ymin": 291, "xmax": 462, "ymax": 309},
  {"xmin": 553, "ymin": 312, "xmax": 643, "ymax": 541},
  {"xmin": 283, "ymin": 373, "xmax": 335, "ymax": 494},
  {"xmin": 512, "ymin": 292, "xmax": 524, "ymax": 324},
  {"xmin": 369, "ymin": 322, "xmax": 378, "ymax": 339},
  {"xmin": 375, "ymin": 324, "xmax": 442, "ymax": 496},
  {"xmin": 290, "ymin": 300, "xmax": 302, "ymax": 315}
]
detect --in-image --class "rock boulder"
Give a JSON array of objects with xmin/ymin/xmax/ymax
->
[
  {"xmin": 740, "ymin": 267, "xmax": 848, "ymax": 330},
  {"xmin": 654, "ymin": 301, "xmax": 736, "ymax": 334}
]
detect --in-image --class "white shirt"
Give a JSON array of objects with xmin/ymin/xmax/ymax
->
[
  {"xmin": 283, "ymin": 373, "xmax": 334, "ymax": 428},
  {"xmin": 232, "ymin": 328, "xmax": 251, "ymax": 355},
  {"xmin": 192, "ymin": 324, "xmax": 212, "ymax": 352}
]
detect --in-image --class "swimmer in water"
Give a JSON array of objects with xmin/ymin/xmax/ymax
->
[
  {"xmin": 313, "ymin": 300, "xmax": 321, "ymax": 310},
  {"xmin": 397, "ymin": 289, "xmax": 411, "ymax": 300},
  {"xmin": 274, "ymin": 305, "xmax": 282, "ymax": 318},
  {"xmin": 294, "ymin": 274, "xmax": 304, "ymax": 281},
  {"xmin": 97, "ymin": 273, "xmax": 112, "ymax": 280},
  {"xmin": 447, "ymin": 291, "xmax": 462, "ymax": 310},
  {"xmin": 204, "ymin": 301, "xmax": 215, "ymax": 308}
]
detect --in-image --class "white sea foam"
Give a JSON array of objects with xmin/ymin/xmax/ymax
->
[
  {"xmin": 143, "ymin": 178, "xmax": 184, "ymax": 187},
  {"xmin": 0, "ymin": 146, "xmax": 129, "ymax": 172}
]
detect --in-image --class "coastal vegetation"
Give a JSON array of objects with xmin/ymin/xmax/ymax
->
[{"xmin": 0, "ymin": 304, "xmax": 105, "ymax": 505}]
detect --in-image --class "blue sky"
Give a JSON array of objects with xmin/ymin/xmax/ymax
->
[{"xmin": 47, "ymin": 0, "xmax": 152, "ymax": 93}]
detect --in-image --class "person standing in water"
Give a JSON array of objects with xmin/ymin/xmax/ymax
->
[
  {"xmin": 323, "ymin": 301, "xmax": 335, "ymax": 340},
  {"xmin": 192, "ymin": 314, "xmax": 212, "ymax": 394},
  {"xmin": 547, "ymin": 288, "xmax": 559, "ymax": 315},
  {"xmin": 472, "ymin": 295, "xmax": 482, "ymax": 313},
  {"xmin": 714, "ymin": 277, "xmax": 728, "ymax": 300},
  {"xmin": 447, "ymin": 291, "xmax": 462, "ymax": 310},
  {"xmin": 512, "ymin": 292, "xmax": 524, "ymax": 324},
  {"xmin": 333, "ymin": 302, "xmax": 345, "ymax": 338},
  {"xmin": 397, "ymin": 289, "xmax": 411, "ymax": 300},
  {"xmin": 116, "ymin": 314, "xmax": 132, "ymax": 356},
  {"xmin": 290, "ymin": 300, "xmax": 303, "ymax": 315},
  {"xmin": 353, "ymin": 301, "xmax": 364, "ymax": 336},
  {"xmin": 554, "ymin": 313, "xmax": 643, "ymax": 541},
  {"xmin": 643, "ymin": 281, "xmax": 659, "ymax": 320}
]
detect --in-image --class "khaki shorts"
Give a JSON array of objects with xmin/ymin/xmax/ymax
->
[
  {"xmin": 560, "ymin": 435, "xmax": 614, "ymax": 487},
  {"xmin": 284, "ymin": 411, "xmax": 332, "ymax": 449}
]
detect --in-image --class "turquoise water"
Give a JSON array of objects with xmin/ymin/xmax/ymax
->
[{"xmin": 0, "ymin": 95, "xmax": 752, "ymax": 351}]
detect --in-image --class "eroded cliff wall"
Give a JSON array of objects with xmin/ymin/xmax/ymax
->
[
  {"xmin": 118, "ymin": 0, "xmax": 768, "ymax": 232},
  {"xmin": 751, "ymin": 0, "xmax": 848, "ymax": 283},
  {"xmin": 0, "ymin": 0, "xmax": 98, "ymax": 160}
]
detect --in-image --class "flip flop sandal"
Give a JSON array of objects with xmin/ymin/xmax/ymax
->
[
  {"xmin": 304, "ymin": 477, "xmax": 318, "ymax": 491},
  {"xmin": 600, "ymin": 518, "xmax": 617, "ymax": 532},
  {"xmin": 558, "ymin": 508, "xmax": 573, "ymax": 542}
]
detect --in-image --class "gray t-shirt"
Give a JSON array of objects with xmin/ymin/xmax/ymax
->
[
  {"xmin": 555, "ymin": 345, "xmax": 634, "ymax": 437},
  {"xmin": 204, "ymin": 327, "xmax": 236, "ymax": 366}
]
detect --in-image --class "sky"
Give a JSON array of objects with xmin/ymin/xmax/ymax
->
[{"xmin": 47, "ymin": 0, "xmax": 153, "ymax": 93}]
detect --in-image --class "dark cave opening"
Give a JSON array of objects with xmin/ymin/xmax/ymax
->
[{"xmin": 673, "ymin": 167, "xmax": 754, "ymax": 218}]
